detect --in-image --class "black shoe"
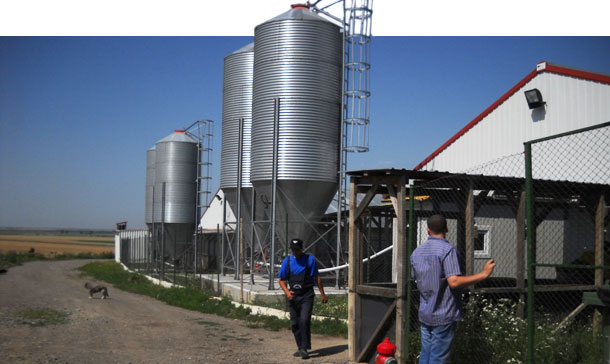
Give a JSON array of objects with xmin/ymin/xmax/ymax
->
[
  {"xmin": 293, "ymin": 350, "xmax": 302, "ymax": 357},
  {"xmin": 300, "ymin": 349, "xmax": 310, "ymax": 359}
]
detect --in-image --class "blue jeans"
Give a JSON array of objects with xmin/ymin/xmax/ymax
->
[{"xmin": 419, "ymin": 322, "xmax": 457, "ymax": 364}]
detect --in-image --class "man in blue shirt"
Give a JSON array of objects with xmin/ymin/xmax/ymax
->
[
  {"xmin": 278, "ymin": 238, "xmax": 328, "ymax": 360},
  {"xmin": 411, "ymin": 214, "xmax": 496, "ymax": 364}
]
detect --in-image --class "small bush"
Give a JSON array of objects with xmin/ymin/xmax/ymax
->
[{"xmin": 408, "ymin": 293, "xmax": 607, "ymax": 364}]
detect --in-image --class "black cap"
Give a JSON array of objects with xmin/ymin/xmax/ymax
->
[{"xmin": 290, "ymin": 238, "xmax": 303, "ymax": 250}]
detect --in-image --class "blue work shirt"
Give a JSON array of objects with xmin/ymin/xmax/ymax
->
[
  {"xmin": 278, "ymin": 253, "xmax": 319, "ymax": 283},
  {"xmin": 410, "ymin": 236, "xmax": 463, "ymax": 326}
]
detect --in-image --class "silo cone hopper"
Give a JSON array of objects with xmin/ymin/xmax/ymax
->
[{"xmin": 252, "ymin": 180, "xmax": 337, "ymax": 251}]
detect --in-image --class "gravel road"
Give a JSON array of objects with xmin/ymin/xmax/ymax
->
[{"xmin": 0, "ymin": 260, "xmax": 349, "ymax": 364}]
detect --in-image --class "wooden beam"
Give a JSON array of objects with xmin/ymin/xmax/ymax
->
[
  {"xmin": 595, "ymin": 194, "xmax": 606, "ymax": 286},
  {"xmin": 356, "ymin": 285, "xmax": 397, "ymax": 299},
  {"xmin": 348, "ymin": 179, "xmax": 362, "ymax": 362},
  {"xmin": 356, "ymin": 301, "xmax": 397, "ymax": 364},
  {"xmin": 395, "ymin": 176, "xmax": 407, "ymax": 363},
  {"xmin": 386, "ymin": 184, "xmax": 400, "ymax": 216},
  {"xmin": 465, "ymin": 183, "xmax": 475, "ymax": 276},
  {"xmin": 354, "ymin": 184, "xmax": 380, "ymax": 221},
  {"xmin": 594, "ymin": 194, "xmax": 607, "ymax": 335}
]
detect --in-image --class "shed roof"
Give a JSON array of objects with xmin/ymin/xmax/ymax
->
[{"xmin": 414, "ymin": 62, "xmax": 610, "ymax": 171}]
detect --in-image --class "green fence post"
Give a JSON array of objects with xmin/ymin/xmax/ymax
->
[
  {"xmin": 524, "ymin": 142, "xmax": 535, "ymax": 364},
  {"xmin": 406, "ymin": 183, "xmax": 415, "ymax": 360}
]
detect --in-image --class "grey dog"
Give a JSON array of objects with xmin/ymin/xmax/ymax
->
[{"xmin": 84, "ymin": 282, "xmax": 109, "ymax": 299}]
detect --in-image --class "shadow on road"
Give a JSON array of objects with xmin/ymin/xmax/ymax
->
[{"xmin": 310, "ymin": 344, "xmax": 348, "ymax": 358}]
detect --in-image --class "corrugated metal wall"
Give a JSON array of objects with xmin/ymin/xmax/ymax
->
[{"xmin": 421, "ymin": 72, "xmax": 610, "ymax": 183}]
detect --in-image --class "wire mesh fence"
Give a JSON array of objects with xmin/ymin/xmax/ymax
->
[
  {"xmin": 404, "ymin": 123, "xmax": 609, "ymax": 364},
  {"xmin": 118, "ymin": 229, "xmax": 221, "ymax": 289},
  {"xmin": 524, "ymin": 122, "xmax": 610, "ymax": 364}
]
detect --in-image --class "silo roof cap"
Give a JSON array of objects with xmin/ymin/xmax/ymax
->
[
  {"xmin": 230, "ymin": 42, "xmax": 254, "ymax": 55},
  {"xmin": 156, "ymin": 130, "xmax": 198, "ymax": 144},
  {"xmin": 260, "ymin": 5, "xmax": 333, "ymax": 25}
]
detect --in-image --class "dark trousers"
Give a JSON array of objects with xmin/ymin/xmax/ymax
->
[{"xmin": 288, "ymin": 288, "xmax": 315, "ymax": 350}]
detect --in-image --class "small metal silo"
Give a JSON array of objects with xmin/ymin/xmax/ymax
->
[
  {"xmin": 221, "ymin": 42, "xmax": 255, "ymax": 232},
  {"xmin": 145, "ymin": 146, "xmax": 156, "ymax": 228},
  {"xmin": 251, "ymin": 5, "xmax": 343, "ymax": 248},
  {"xmin": 153, "ymin": 130, "xmax": 198, "ymax": 261}
]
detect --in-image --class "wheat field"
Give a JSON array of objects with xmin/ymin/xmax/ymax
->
[{"xmin": 0, "ymin": 235, "xmax": 114, "ymax": 256}]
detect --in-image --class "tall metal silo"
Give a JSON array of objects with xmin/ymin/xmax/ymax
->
[
  {"xmin": 221, "ymin": 43, "xmax": 255, "ymax": 233},
  {"xmin": 221, "ymin": 43, "xmax": 256, "ymax": 276},
  {"xmin": 251, "ymin": 5, "xmax": 343, "ymax": 251},
  {"xmin": 153, "ymin": 130, "xmax": 198, "ymax": 263},
  {"xmin": 145, "ymin": 146, "xmax": 156, "ymax": 228}
]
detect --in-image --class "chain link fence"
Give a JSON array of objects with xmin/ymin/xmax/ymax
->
[
  {"xmin": 400, "ymin": 122, "xmax": 609, "ymax": 364},
  {"xmin": 118, "ymin": 229, "xmax": 221, "ymax": 289},
  {"xmin": 524, "ymin": 122, "xmax": 610, "ymax": 364}
]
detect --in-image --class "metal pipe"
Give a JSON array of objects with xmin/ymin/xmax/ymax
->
[
  {"xmin": 216, "ymin": 223, "xmax": 221, "ymax": 295},
  {"xmin": 221, "ymin": 196, "xmax": 226, "ymax": 276},
  {"xmin": 161, "ymin": 182, "xmax": 166, "ymax": 283},
  {"xmin": 250, "ymin": 188, "xmax": 255, "ymax": 285},
  {"xmin": 269, "ymin": 98, "xmax": 280, "ymax": 290},
  {"xmin": 234, "ymin": 118, "xmax": 244, "ymax": 280},
  {"xmin": 336, "ymin": 0, "xmax": 347, "ymax": 289}
]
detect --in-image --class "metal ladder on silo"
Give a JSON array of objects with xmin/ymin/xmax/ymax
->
[
  {"xmin": 312, "ymin": 0, "xmax": 373, "ymax": 288},
  {"xmin": 184, "ymin": 119, "xmax": 214, "ymax": 284},
  {"xmin": 194, "ymin": 119, "xmax": 214, "ymax": 222}
]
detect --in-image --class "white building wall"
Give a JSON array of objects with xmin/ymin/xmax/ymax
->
[
  {"xmin": 421, "ymin": 71, "xmax": 610, "ymax": 183},
  {"xmin": 198, "ymin": 189, "xmax": 236, "ymax": 231}
]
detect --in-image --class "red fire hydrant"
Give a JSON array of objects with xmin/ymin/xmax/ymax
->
[{"xmin": 375, "ymin": 337, "xmax": 397, "ymax": 364}]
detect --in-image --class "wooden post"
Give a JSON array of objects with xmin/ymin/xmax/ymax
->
[
  {"xmin": 593, "ymin": 194, "xmax": 607, "ymax": 334},
  {"xmin": 395, "ymin": 176, "xmax": 407, "ymax": 362},
  {"xmin": 465, "ymin": 181, "xmax": 475, "ymax": 276},
  {"xmin": 348, "ymin": 178, "xmax": 361, "ymax": 362},
  {"xmin": 516, "ymin": 189, "xmax": 526, "ymax": 317}
]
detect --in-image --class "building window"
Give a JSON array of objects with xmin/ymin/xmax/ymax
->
[{"xmin": 474, "ymin": 225, "xmax": 491, "ymax": 258}]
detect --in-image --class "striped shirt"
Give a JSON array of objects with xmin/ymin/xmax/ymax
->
[{"xmin": 410, "ymin": 236, "xmax": 463, "ymax": 326}]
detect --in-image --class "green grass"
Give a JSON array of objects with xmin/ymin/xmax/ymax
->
[
  {"xmin": 0, "ymin": 251, "xmax": 114, "ymax": 270},
  {"xmin": 78, "ymin": 261, "xmax": 347, "ymax": 337},
  {"xmin": 16, "ymin": 308, "xmax": 69, "ymax": 327},
  {"xmin": 252, "ymin": 293, "xmax": 348, "ymax": 320}
]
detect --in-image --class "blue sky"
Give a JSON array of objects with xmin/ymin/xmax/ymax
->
[{"xmin": 1, "ymin": 5, "xmax": 609, "ymax": 230}]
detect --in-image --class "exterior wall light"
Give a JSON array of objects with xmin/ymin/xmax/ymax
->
[{"xmin": 524, "ymin": 88, "xmax": 545, "ymax": 109}]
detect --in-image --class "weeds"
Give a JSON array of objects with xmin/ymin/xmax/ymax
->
[
  {"xmin": 16, "ymin": 308, "xmax": 69, "ymax": 327},
  {"xmin": 447, "ymin": 294, "xmax": 604, "ymax": 364}
]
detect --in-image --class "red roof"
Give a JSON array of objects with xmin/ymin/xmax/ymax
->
[{"xmin": 414, "ymin": 62, "xmax": 610, "ymax": 171}]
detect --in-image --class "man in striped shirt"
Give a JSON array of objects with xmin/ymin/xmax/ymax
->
[{"xmin": 411, "ymin": 214, "xmax": 496, "ymax": 364}]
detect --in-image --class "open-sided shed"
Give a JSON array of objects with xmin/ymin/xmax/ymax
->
[{"xmin": 347, "ymin": 168, "xmax": 609, "ymax": 363}]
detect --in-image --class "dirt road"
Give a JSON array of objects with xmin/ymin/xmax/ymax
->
[{"xmin": 0, "ymin": 260, "xmax": 349, "ymax": 364}]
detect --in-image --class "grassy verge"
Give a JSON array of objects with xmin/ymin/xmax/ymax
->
[
  {"xmin": 78, "ymin": 261, "xmax": 347, "ymax": 337},
  {"xmin": 0, "ymin": 251, "xmax": 114, "ymax": 270},
  {"xmin": 252, "ymin": 294, "xmax": 348, "ymax": 321}
]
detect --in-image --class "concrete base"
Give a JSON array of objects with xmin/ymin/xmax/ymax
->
[{"xmin": 200, "ymin": 272, "xmax": 347, "ymax": 305}]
